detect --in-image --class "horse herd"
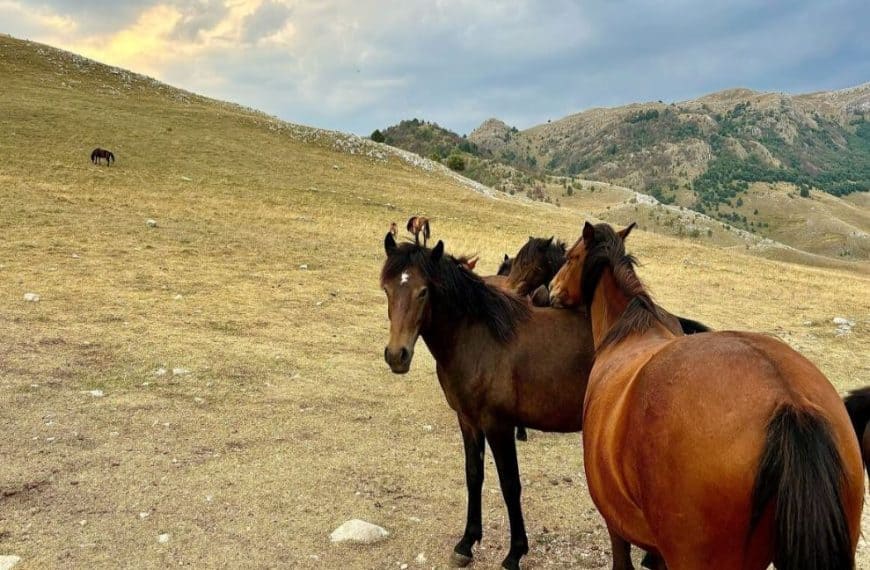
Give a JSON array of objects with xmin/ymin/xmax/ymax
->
[{"xmin": 380, "ymin": 217, "xmax": 868, "ymax": 570}]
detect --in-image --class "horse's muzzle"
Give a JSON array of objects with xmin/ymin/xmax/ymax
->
[{"xmin": 384, "ymin": 346, "xmax": 413, "ymax": 374}]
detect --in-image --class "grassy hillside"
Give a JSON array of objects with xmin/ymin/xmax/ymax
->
[{"xmin": 1, "ymin": 35, "xmax": 869, "ymax": 569}]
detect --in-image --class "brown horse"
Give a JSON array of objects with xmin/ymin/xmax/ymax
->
[
  {"xmin": 406, "ymin": 215, "xmax": 431, "ymax": 246},
  {"xmin": 382, "ymin": 233, "xmax": 595, "ymax": 569},
  {"xmin": 549, "ymin": 222, "xmax": 863, "ymax": 569},
  {"xmin": 843, "ymin": 386, "xmax": 870, "ymax": 474},
  {"xmin": 90, "ymin": 147, "xmax": 115, "ymax": 165},
  {"xmin": 497, "ymin": 253, "xmax": 513, "ymax": 276}
]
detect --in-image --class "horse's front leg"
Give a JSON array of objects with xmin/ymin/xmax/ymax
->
[
  {"xmin": 487, "ymin": 425, "xmax": 528, "ymax": 570},
  {"xmin": 452, "ymin": 417, "xmax": 485, "ymax": 567}
]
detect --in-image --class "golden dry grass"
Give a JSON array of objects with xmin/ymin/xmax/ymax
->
[{"xmin": 1, "ymin": 36, "xmax": 869, "ymax": 568}]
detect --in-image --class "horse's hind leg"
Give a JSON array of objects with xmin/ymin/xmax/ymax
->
[
  {"xmin": 516, "ymin": 426, "xmax": 528, "ymax": 441},
  {"xmin": 486, "ymin": 425, "xmax": 528, "ymax": 570},
  {"xmin": 608, "ymin": 526, "xmax": 635, "ymax": 570},
  {"xmin": 452, "ymin": 418, "xmax": 485, "ymax": 567}
]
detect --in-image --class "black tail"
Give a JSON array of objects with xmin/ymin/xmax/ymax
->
[
  {"xmin": 676, "ymin": 316, "xmax": 710, "ymax": 335},
  {"xmin": 843, "ymin": 386, "xmax": 870, "ymax": 473},
  {"xmin": 750, "ymin": 406, "xmax": 853, "ymax": 570}
]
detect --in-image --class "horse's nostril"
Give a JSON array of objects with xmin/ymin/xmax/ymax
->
[
  {"xmin": 400, "ymin": 347, "xmax": 410, "ymax": 363},
  {"xmin": 384, "ymin": 347, "xmax": 390, "ymax": 363}
]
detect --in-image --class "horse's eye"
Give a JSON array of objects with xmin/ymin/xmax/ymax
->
[{"xmin": 418, "ymin": 287, "xmax": 428, "ymax": 299}]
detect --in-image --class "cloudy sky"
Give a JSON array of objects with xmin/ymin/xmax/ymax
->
[{"xmin": 2, "ymin": 1, "xmax": 869, "ymax": 135}]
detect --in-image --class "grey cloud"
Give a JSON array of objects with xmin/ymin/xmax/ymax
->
[{"xmin": 242, "ymin": 1, "xmax": 292, "ymax": 43}]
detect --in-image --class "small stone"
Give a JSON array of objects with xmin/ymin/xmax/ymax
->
[
  {"xmin": 79, "ymin": 520, "xmax": 87, "ymax": 526},
  {"xmin": 145, "ymin": 219, "xmax": 158, "ymax": 228},
  {"xmin": 139, "ymin": 512, "xmax": 149, "ymax": 519},
  {"xmin": 0, "ymin": 555, "xmax": 22, "ymax": 570},
  {"xmin": 83, "ymin": 389, "xmax": 104, "ymax": 397},
  {"xmin": 329, "ymin": 519, "xmax": 389, "ymax": 544},
  {"xmin": 173, "ymin": 294, "xmax": 183, "ymax": 300},
  {"xmin": 400, "ymin": 564, "xmax": 408, "ymax": 569},
  {"xmin": 299, "ymin": 264, "xmax": 308, "ymax": 270},
  {"xmin": 172, "ymin": 367, "xmax": 190, "ymax": 376},
  {"xmin": 23, "ymin": 293, "xmax": 40, "ymax": 302},
  {"xmin": 71, "ymin": 253, "xmax": 80, "ymax": 259},
  {"xmin": 157, "ymin": 533, "xmax": 170, "ymax": 544},
  {"xmin": 833, "ymin": 317, "xmax": 854, "ymax": 326},
  {"xmin": 415, "ymin": 553, "xmax": 427, "ymax": 565},
  {"xmin": 194, "ymin": 397, "xmax": 204, "ymax": 404},
  {"xmin": 154, "ymin": 368, "xmax": 167, "ymax": 377},
  {"xmin": 422, "ymin": 425, "xmax": 434, "ymax": 433}
]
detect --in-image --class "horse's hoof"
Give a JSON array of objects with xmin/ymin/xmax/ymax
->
[{"xmin": 450, "ymin": 551, "xmax": 473, "ymax": 568}]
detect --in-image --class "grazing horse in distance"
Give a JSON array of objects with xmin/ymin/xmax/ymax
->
[
  {"xmin": 549, "ymin": 222, "xmax": 863, "ymax": 569},
  {"xmin": 406, "ymin": 215, "xmax": 431, "ymax": 246},
  {"xmin": 389, "ymin": 221, "xmax": 399, "ymax": 240},
  {"xmin": 90, "ymin": 148, "xmax": 115, "ymax": 165},
  {"xmin": 843, "ymin": 386, "xmax": 870, "ymax": 474}
]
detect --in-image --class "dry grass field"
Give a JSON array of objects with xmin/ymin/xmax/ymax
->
[{"xmin": 1, "ymin": 36, "xmax": 869, "ymax": 568}]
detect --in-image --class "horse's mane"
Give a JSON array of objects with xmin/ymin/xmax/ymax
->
[
  {"xmin": 382, "ymin": 242, "xmax": 530, "ymax": 343},
  {"xmin": 509, "ymin": 236, "xmax": 566, "ymax": 291},
  {"xmin": 581, "ymin": 224, "xmax": 666, "ymax": 350}
]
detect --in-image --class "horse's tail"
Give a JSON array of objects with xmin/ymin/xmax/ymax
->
[
  {"xmin": 676, "ymin": 316, "xmax": 710, "ymax": 335},
  {"xmin": 843, "ymin": 386, "xmax": 870, "ymax": 473},
  {"xmin": 749, "ymin": 405, "xmax": 853, "ymax": 569},
  {"xmin": 406, "ymin": 217, "xmax": 416, "ymax": 233}
]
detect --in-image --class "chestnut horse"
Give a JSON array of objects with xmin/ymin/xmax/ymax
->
[
  {"xmin": 549, "ymin": 222, "xmax": 863, "ymax": 569},
  {"xmin": 843, "ymin": 386, "xmax": 870, "ymax": 474},
  {"xmin": 407, "ymin": 215, "xmax": 431, "ymax": 246}
]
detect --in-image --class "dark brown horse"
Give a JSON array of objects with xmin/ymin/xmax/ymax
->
[
  {"xmin": 843, "ymin": 386, "xmax": 870, "ymax": 474},
  {"xmin": 90, "ymin": 148, "xmax": 115, "ymax": 165},
  {"xmin": 549, "ymin": 222, "xmax": 863, "ymax": 569},
  {"xmin": 497, "ymin": 253, "xmax": 513, "ymax": 276},
  {"xmin": 382, "ymin": 233, "xmax": 594, "ymax": 569},
  {"xmin": 406, "ymin": 215, "xmax": 431, "ymax": 246}
]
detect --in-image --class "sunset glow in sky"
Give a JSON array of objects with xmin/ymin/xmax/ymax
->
[{"xmin": 3, "ymin": 1, "xmax": 869, "ymax": 134}]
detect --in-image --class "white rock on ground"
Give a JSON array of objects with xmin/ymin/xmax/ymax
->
[
  {"xmin": 145, "ymin": 219, "xmax": 158, "ymax": 228},
  {"xmin": 83, "ymin": 389, "xmax": 104, "ymax": 397},
  {"xmin": 172, "ymin": 368, "xmax": 191, "ymax": 376},
  {"xmin": 0, "ymin": 556, "xmax": 21, "ymax": 570},
  {"xmin": 23, "ymin": 293, "xmax": 40, "ymax": 302},
  {"xmin": 157, "ymin": 533, "xmax": 170, "ymax": 544},
  {"xmin": 329, "ymin": 519, "xmax": 389, "ymax": 544},
  {"xmin": 415, "ymin": 552, "xmax": 427, "ymax": 565}
]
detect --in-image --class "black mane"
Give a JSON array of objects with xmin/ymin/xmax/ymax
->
[
  {"xmin": 580, "ymin": 224, "xmax": 666, "ymax": 350},
  {"xmin": 382, "ymin": 242, "xmax": 530, "ymax": 343}
]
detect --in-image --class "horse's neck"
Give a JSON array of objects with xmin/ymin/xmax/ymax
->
[
  {"xmin": 589, "ymin": 269, "xmax": 628, "ymax": 347},
  {"xmin": 421, "ymin": 304, "xmax": 489, "ymax": 370}
]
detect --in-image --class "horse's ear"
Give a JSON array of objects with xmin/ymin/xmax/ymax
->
[
  {"xmin": 503, "ymin": 253, "xmax": 509, "ymax": 262},
  {"xmin": 582, "ymin": 221, "xmax": 595, "ymax": 243},
  {"xmin": 466, "ymin": 255, "xmax": 479, "ymax": 270},
  {"xmin": 528, "ymin": 236, "xmax": 533, "ymax": 241},
  {"xmin": 618, "ymin": 222, "xmax": 637, "ymax": 241},
  {"xmin": 431, "ymin": 240, "xmax": 444, "ymax": 262},
  {"xmin": 546, "ymin": 236, "xmax": 554, "ymax": 246},
  {"xmin": 384, "ymin": 232, "xmax": 397, "ymax": 255}
]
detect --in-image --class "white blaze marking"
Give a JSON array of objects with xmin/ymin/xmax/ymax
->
[{"xmin": 400, "ymin": 271, "xmax": 410, "ymax": 285}]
